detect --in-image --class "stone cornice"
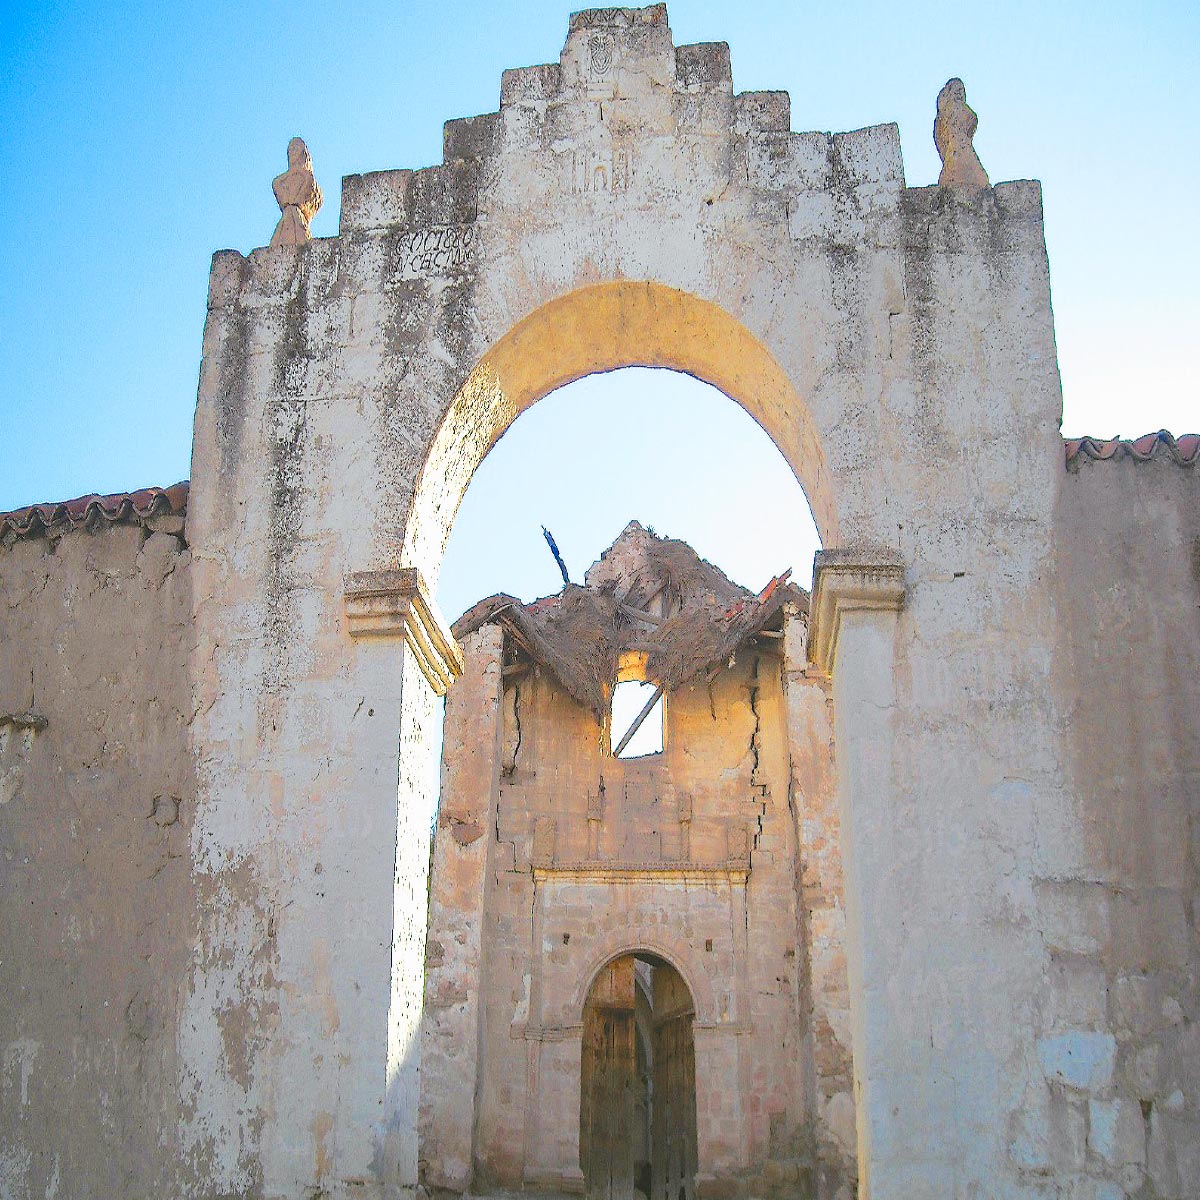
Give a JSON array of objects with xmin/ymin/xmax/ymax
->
[
  {"xmin": 0, "ymin": 712, "xmax": 48, "ymax": 732},
  {"xmin": 515, "ymin": 1020, "xmax": 753, "ymax": 1042},
  {"xmin": 533, "ymin": 861, "xmax": 749, "ymax": 885},
  {"xmin": 343, "ymin": 567, "xmax": 464, "ymax": 695},
  {"xmin": 807, "ymin": 547, "xmax": 906, "ymax": 676}
]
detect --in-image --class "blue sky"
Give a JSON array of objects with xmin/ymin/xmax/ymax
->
[
  {"xmin": 438, "ymin": 369, "xmax": 821, "ymax": 618},
  {"xmin": 1, "ymin": 1, "xmax": 1196, "ymax": 614}
]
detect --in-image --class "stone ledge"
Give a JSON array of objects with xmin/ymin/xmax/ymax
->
[
  {"xmin": 902, "ymin": 177, "xmax": 1043, "ymax": 218},
  {"xmin": 0, "ymin": 712, "xmax": 48, "ymax": 732},
  {"xmin": 533, "ymin": 860, "xmax": 749, "ymax": 885},
  {"xmin": 515, "ymin": 1020, "xmax": 753, "ymax": 1041},
  {"xmin": 807, "ymin": 547, "xmax": 905, "ymax": 676},
  {"xmin": 343, "ymin": 567, "xmax": 464, "ymax": 694}
]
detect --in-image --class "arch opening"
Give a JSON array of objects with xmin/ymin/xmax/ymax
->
[
  {"xmin": 404, "ymin": 281, "xmax": 838, "ymax": 596},
  {"xmin": 581, "ymin": 953, "xmax": 698, "ymax": 1200}
]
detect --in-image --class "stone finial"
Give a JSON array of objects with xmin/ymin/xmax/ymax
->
[
  {"xmin": 269, "ymin": 137, "xmax": 323, "ymax": 248},
  {"xmin": 934, "ymin": 78, "xmax": 990, "ymax": 195}
]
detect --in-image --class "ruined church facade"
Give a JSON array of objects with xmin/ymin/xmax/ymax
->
[
  {"xmin": 421, "ymin": 524, "xmax": 852, "ymax": 1197},
  {"xmin": 1, "ymin": 6, "xmax": 1198, "ymax": 1200}
]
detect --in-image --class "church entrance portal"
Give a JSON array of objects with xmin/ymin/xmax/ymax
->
[{"xmin": 580, "ymin": 954, "xmax": 698, "ymax": 1200}]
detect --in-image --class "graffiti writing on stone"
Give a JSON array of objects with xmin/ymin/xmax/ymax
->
[{"xmin": 397, "ymin": 225, "xmax": 475, "ymax": 278}]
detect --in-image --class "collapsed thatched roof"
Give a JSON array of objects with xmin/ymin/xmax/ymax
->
[{"xmin": 451, "ymin": 523, "xmax": 808, "ymax": 717}]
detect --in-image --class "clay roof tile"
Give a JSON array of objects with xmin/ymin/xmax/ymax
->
[
  {"xmin": 1064, "ymin": 431, "xmax": 1198, "ymax": 466},
  {"xmin": 0, "ymin": 482, "xmax": 189, "ymax": 539}
]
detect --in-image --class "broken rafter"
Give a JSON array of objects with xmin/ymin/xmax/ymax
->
[
  {"xmin": 493, "ymin": 608, "xmax": 538, "ymax": 661},
  {"xmin": 615, "ymin": 573, "xmax": 667, "ymax": 613}
]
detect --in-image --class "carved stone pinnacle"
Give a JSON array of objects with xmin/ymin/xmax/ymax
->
[
  {"xmin": 934, "ymin": 78, "xmax": 990, "ymax": 195},
  {"xmin": 269, "ymin": 136, "xmax": 323, "ymax": 248}
]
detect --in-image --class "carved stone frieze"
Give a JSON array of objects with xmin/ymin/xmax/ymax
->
[{"xmin": 532, "ymin": 860, "xmax": 749, "ymax": 885}]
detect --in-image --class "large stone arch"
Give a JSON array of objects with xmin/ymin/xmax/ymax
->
[
  {"xmin": 402, "ymin": 281, "xmax": 836, "ymax": 583},
  {"xmin": 183, "ymin": 6, "xmax": 1069, "ymax": 1199}
]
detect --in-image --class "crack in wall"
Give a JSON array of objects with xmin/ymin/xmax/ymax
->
[
  {"xmin": 747, "ymin": 654, "xmax": 769, "ymax": 862},
  {"xmin": 502, "ymin": 680, "xmax": 521, "ymax": 781}
]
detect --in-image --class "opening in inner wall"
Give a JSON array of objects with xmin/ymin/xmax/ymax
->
[{"xmin": 611, "ymin": 680, "xmax": 664, "ymax": 759}]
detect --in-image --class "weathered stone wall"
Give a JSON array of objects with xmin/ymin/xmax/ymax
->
[
  {"xmin": 421, "ymin": 624, "xmax": 505, "ymax": 1194},
  {"xmin": 0, "ymin": 522, "xmax": 193, "ymax": 1197},
  {"xmin": 183, "ymin": 1, "xmax": 1077, "ymax": 1188},
  {"xmin": 1043, "ymin": 456, "xmax": 1200, "ymax": 1197},
  {"xmin": 782, "ymin": 610, "xmax": 856, "ymax": 1198}
]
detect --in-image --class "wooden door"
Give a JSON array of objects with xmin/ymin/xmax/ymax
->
[
  {"xmin": 650, "ymin": 968, "xmax": 697, "ymax": 1200},
  {"xmin": 581, "ymin": 957, "xmax": 638, "ymax": 1200}
]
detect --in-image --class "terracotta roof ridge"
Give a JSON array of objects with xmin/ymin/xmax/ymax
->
[
  {"xmin": 0, "ymin": 482, "xmax": 189, "ymax": 540},
  {"xmin": 1064, "ymin": 431, "xmax": 1199, "ymax": 466}
]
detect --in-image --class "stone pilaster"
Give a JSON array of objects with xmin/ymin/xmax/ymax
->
[
  {"xmin": 807, "ymin": 548, "xmax": 906, "ymax": 1198},
  {"xmin": 420, "ymin": 624, "xmax": 504, "ymax": 1192},
  {"xmin": 806, "ymin": 548, "xmax": 906, "ymax": 677}
]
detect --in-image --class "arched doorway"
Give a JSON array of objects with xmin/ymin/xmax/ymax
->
[{"xmin": 581, "ymin": 954, "xmax": 698, "ymax": 1200}]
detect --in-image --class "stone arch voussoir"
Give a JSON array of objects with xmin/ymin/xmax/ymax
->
[{"xmin": 573, "ymin": 931, "xmax": 716, "ymax": 1026}]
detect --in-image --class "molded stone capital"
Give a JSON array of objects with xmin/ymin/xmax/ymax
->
[
  {"xmin": 807, "ymin": 547, "xmax": 906, "ymax": 676},
  {"xmin": 343, "ymin": 567, "xmax": 464, "ymax": 694}
]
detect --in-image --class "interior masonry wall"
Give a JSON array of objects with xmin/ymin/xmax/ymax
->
[
  {"xmin": 1043, "ymin": 456, "xmax": 1200, "ymax": 1197},
  {"xmin": 782, "ymin": 609, "xmax": 856, "ymax": 1197},
  {"xmin": 0, "ymin": 521, "xmax": 194, "ymax": 1198},
  {"xmin": 421, "ymin": 625, "xmax": 506, "ymax": 1195},
  {"xmin": 422, "ymin": 617, "xmax": 847, "ymax": 1197}
]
